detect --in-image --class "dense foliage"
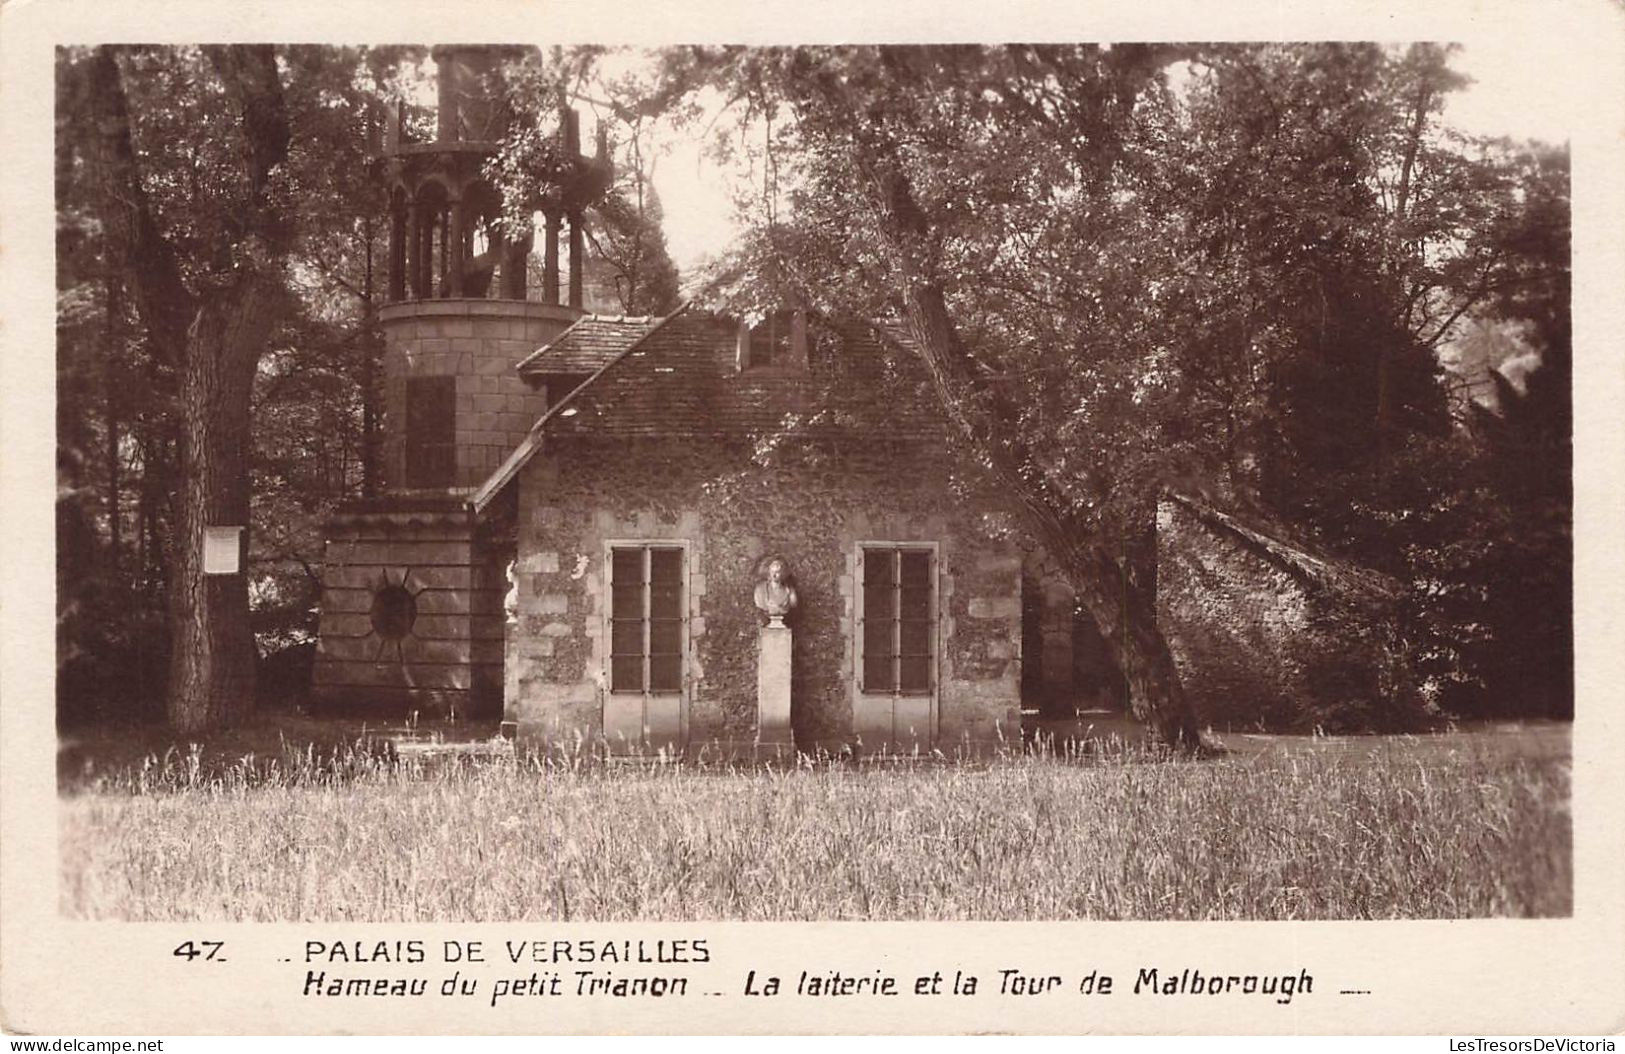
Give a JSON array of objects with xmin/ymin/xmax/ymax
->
[
  {"xmin": 56, "ymin": 44, "xmax": 1570, "ymax": 730},
  {"xmin": 635, "ymin": 44, "xmax": 1571, "ymax": 727}
]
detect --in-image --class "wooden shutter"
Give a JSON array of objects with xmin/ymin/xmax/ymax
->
[
  {"xmin": 610, "ymin": 545, "xmax": 685, "ymax": 693},
  {"xmin": 898, "ymin": 550, "xmax": 933, "ymax": 692},
  {"xmin": 404, "ymin": 375, "xmax": 456, "ymax": 488},
  {"xmin": 861, "ymin": 546, "xmax": 935, "ymax": 694},
  {"xmin": 861, "ymin": 547, "xmax": 898, "ymax": 691}
]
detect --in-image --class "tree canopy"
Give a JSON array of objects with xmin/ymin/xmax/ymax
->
[
  {"xmin": 55, "ymin": 43, "xmax": 1571, "ymax": 733},
  {"xmin": 619, "ymin": 43, "xmax": 1570, "ymax": 730}
]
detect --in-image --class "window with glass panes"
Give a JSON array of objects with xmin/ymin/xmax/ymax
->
[
  {"xmin": 747, "ymin": 311, "xmax": 793, "ymax": 368},
  {"xmin": 860, "ymin": 546, "xmax": 935, "ymax": 693},
  {"xmin": 609, "ymin": 546, "xmax": 684, "ymax": 693}
]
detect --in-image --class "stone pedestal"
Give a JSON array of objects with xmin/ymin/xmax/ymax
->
[{"xmin": 757, "ymin": 623, "xmax": 793, "ymax": 750}]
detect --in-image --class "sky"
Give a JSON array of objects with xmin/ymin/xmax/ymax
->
[
  {"xmin": 1443, "ymin": 38, "xmax": 1576, "ymax": 145},
  {"xmin": 645, "ymin": 122, "xmax": 739, "ymax": 282}
]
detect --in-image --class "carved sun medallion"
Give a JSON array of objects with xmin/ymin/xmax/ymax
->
[{"xmin": 368, "ymin": 568, "xmax": 424, "ymax": 663}]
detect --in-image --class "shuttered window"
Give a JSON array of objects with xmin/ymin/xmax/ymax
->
[
  {"xmin": 610, "ymin": 545, "xmax": 684, "ymax": 693},
  {"xmin": 861, "ymin": 546, "xmax": 935, "ymax": 694},
  {"xmin": 404, "ymin": 375, "xmax": 456, "ymax": 488}
]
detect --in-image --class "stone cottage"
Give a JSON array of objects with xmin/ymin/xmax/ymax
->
[
  {"xmin": 308, "ymin": 45, "xmax": 1066, "ymax": 753},
  {"xmin": 471, "ymin": 307, "xmax": 1034, "ymax": 755}
]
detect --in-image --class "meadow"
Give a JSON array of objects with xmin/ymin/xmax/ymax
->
[{"xmin": 57, "ymin": 724, "xmax": 1571, "ymax": 921}]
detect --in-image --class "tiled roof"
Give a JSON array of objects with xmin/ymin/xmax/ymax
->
[
  {"xmin": 515, "ymin": 314, "xmax": 665, "ymax": 376},
  {"xmin": 470, "ymin": 308, "xmax": 685, "ymax": 513},
  {"xmin": 541, "ymin": 313, "xmax": 948, "ymax": 442},
  {"xmin": 471, "ymin": 307, "xmax": 951, "ymax": 514}
]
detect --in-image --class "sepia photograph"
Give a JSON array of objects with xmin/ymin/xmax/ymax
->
[
  {"xmin": 7, "ymin": 1, "xmax": 1622, "ymax": 1036},
  {"xmin": 52, "ymin": 38, "xmax": 1574, "ymax": 923}
]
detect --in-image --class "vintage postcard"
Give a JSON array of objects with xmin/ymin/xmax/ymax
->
[{"xmin": 3, "ymin": 0, "xmax": 1623, "ymax": 1037}]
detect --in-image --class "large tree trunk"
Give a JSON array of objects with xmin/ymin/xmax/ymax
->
[
  {"xmin": 166, "ymin": 285, "xmax": 278, "ymax": 731},
  {"xmin": 87, "ymin": 45, "xmax": 291, "ymax": 732},
  {"xmin": 167, "ymin": 46, "xmax": 292, "ymax": 732}
]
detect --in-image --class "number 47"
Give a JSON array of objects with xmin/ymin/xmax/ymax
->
[{"xmin": 173, "ymin": 940, "xmax": 226, "ymax": 963}]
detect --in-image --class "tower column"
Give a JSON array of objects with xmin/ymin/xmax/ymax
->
[
  {"xmin": 446, "ymin": 195, "xmax": 467, "ymax": 297},
  {"xmin": 421, "ymin": 207, "xmax": 438, "ymax": 297},
  {"xmin": 437, "ymin": 206, "xmax": 450, "ymax": 294},
  {"xmin": 542, "ymin": 210, "xmax": 561, "ymax": 306},
  {"xmin": 406, "ymin": 201, "xmax": 424, "ymax": 300},
  {"xmin": 567, "ymin": 209, "xmax": 584, "ymax": 309},
  {"xmin": 388, "ymin": 193, "xmax": 406, "ymax": 302}
]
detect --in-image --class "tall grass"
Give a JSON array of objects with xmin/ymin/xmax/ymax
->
[{"xmin": 59, "ymin": 735, "xmax": 1570, "ymax": 921}]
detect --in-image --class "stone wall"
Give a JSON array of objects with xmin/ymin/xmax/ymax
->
[
  {"xmin": 1155, "ymin": 496, "xmax": 1414, "ymax": 732},
  {"xmin": 379, "ymin": 299, "xmax": 579, "ymax": 491},
  {"xmin": 505, "ymin": 437, "xmax": 1024, "ymax": 755},
  {"xmin": 313, "ymin": 510, "xmax": 505, "ymax": 717}
]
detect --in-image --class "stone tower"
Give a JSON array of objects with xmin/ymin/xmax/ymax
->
[{"xmin": 312, "ymin": 46, "xmax": 611, "ymax": 717}]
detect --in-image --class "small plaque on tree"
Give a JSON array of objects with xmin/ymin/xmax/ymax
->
[{"xmin": 203, "ymin": 526, "xmax": 243, "ymax": 575}]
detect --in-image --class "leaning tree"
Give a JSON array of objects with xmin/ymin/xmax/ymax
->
[
  {"xmin": 553, "ymin": 44, "xmax": 1560, "ymax": 744},
  {"xmin": 608, "ymin": 45, "xmax": 1213, "ymax": 747}
]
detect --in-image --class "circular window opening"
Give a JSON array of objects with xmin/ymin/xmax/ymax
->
[{"xmin": 370, "ymin": 584, "xmax": 417, "ymax": 641}]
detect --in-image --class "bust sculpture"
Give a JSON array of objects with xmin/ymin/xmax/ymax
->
[{"xmin": 753, "ymin": 557, "xmax": 798, "ymax": 625}]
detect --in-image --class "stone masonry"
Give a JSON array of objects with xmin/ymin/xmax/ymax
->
[
  {"xmin": 504, "ymin": 437, "xmax": 1024, "ymax": 756},
  {"xmin": 379, "ymin": 299, "xmax": 578, "ymax": 491},
  {"xmin": 1155, "ymin": 493, "xmax": 1409, "ymax": 732}
]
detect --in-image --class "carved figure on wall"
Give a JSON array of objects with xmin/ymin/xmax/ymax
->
[
  {"xmin": 504, "ymin": 559, "xmax": 520, "ymax": 624},
  {"xmin": 753, "ymin": 556, "xmax": 798, "ymax": 625}
]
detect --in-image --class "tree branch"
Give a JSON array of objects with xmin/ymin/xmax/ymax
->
[
  {"xmin": 83, "ymin": 48, "xmax": 195, "ymax": 363},
  {"xmin": 1421, "ymin": 251, "xmax": 1503, "ymax": 348},
  {"xmin": 203, "ymin": 45, "xmax": 293, "ymax": 256}
]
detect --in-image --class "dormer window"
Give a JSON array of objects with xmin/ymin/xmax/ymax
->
[
  {"xmin": 737, "ymin": 310, "xmax": 807, "ymax": 371},
  {"xmin": 750, "ymin": 312, "xmax": 792, "ymax": 367}
]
